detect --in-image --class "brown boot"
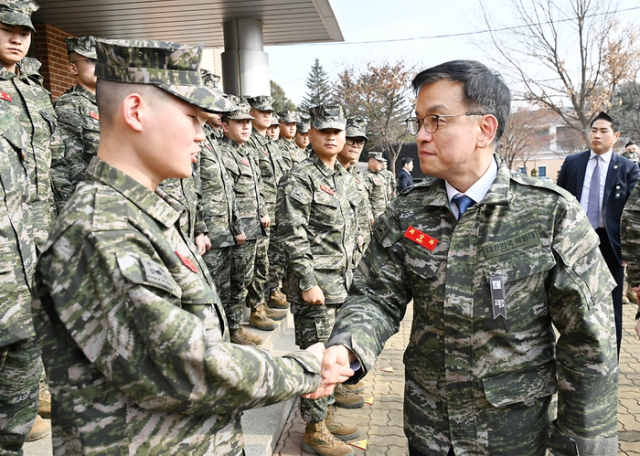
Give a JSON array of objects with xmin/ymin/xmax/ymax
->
[
  {"xmin": 38, "ymin": 387, "xmax": 51, "ymax": 419},
  {"xmin": 334, "ymin": 384, "xmax": 364, "ymax": 409},
  {"xmin": 342, "ymin": 381, "xmax": 365, "ymax": 394},
  {"xmin": 326, "ymin": 406, "xmax": 360, "ymax": 441},
  {"xmin": 26, "ymin": 415, "xmax": 50, "ymax": 442},
  {"xmin": 267, "ymin": 289, "xmax": 290, "ymax": 310},
  {"xmin": 302, "ymin": 421, "xmax": 354, "ymax": 456},
  {"xmin": 230, "ymin": 327, "xmax": 262, "ymax": 346},
  {"xmin": 263, "ymin": 304, "xmax": 287, "ymax": 321},
  {"xmin": 627, "ymin": 286, "xmax": 637, "ymax": 304},
  {"xmin": 249, "ymin": 305, "xmax": 278, "ymax": 331}
]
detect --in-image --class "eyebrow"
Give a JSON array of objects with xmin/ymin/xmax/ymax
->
[{"xmin": 416, "ymin": 104, "xmax": 449, "ymax": 115}]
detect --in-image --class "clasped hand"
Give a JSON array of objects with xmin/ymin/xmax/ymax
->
[{"xmin": 303, "ymin": 344, "xmax": 355, "ymax": 399}]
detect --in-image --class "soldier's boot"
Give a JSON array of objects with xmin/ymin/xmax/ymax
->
[
  {"xmin": 38, "ymin": 386, "xmax": 51, "ymax": 419},
  {"xmin": 325, "ymin": 406, "xmax": 360, "ymax": 441},
  {"xmin": 26, "ymin": 415, "xmax": 51, "ymax": 442},
  {"xmin": 267, "ymin": 289, "xmax": 290, "ymax": 310},
  {"xmin": 230, "ymin": 327, "xmax": 261, "ymax": 346},
  {"xmin": 623, "ymin": 295, "xmax": 630, "ymax": 304},
  {"xmin": 263, "ymin": 303, "xmax": 287, "ymax": 321},
  {"xmin": 334, "ymin": 384, "xmax": 364, "ymax": 409},
  {"xmin": 302, "ymin": 421, "xmax": 354, "ymax": 456},
  {"xmin": 249, "ymin": 305, "xmax": 278, "ymax": 331},
  {"xmin": 627, "ymin": 286, "xmax": 637, "ymax": 304},
  {"xmin": 342, "ymin": 381, "xmax": 365, "ymax": 394}
]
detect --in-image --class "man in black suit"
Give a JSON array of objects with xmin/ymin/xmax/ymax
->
[
  {"xmin": 557, "ymin": 111, "xmax": 640, "ymax": 357},
  {"xmin": 397, "ymin": 156, "xmax": 414, "ymax": 192}
]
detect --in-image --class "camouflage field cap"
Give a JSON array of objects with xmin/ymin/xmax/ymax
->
[
  {"xmin": 346, "ymin": 116, "xmax": 369, "ymax": 139},
  {"xmin": 225, "ymin": 95, "xmax": 255, "ymax": 121},
  {"xmin": 65, "ymin": 36, "xmax": 97, "ymax": 60},
  {"xmin": 297, "ymin": 119, "xmax": 310, "ymax": 134},
  {"xmin": 246, "ymin": 95, "xmax": 275, "ymax": 112},
  {"xmin": 270, "ymin": 112, "xmax": 280, "ymax": 126},
  {"xmin": 309, "ymin": 104, "xmax": 348, "ymax": 130},
  {"xmin": 369, "ymin": 151, "xmax": 387, "ymax": 162},
  {"xmin": 200, "ymin": 69, "xmax": 221, "ymax": 89},
  {"xmin": 95, "ymin": 39, "xmax": 233, "ymax": 114},
  {"xmin": 278, "ymin": 109, "xmax": 301, "ymax": 124},
  {"xmin": 0, "ymin": 0, "xmax": 39, "ymax": 32}
]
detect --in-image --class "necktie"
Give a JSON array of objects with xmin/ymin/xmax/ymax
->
[
  {"xmin": 587, "ymin": 156, "xmax": 601, "ymax": 229},
  {"xmin": 452, "ymin": 194, "xmax": 475, "ymax": 217}
]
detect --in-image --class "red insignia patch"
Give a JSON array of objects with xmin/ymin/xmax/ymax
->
[
  {"xmin": 204, "ymin": 142, "xmax": 213, "ymax": 152},
  {"xmin": 241, "ymin": 158, "xmax": 250, "ymax": 167},
  {"xmin": 175, "ymin": 250, "xmax": 198, "ymax": 273},
  {"xmin": 374, "ymin": 178, "xmax": 381, "ymax": 184},
  {"xmin": 0, "ymin": 92, "xmax": 11, "ymax": 102},
  {"xmin": 404, "ymin": 226, "xmax": 438, "ymax": 251},
  {"xmin": 320, "ymin": 185, "xmax": 335, "ymax": 196},
  {"xmin": 89, "ymin": 111, "xmax": 100, "ymax": 120},
  {"xmin": 355, "ymin": 178, "xmax": 361, "ymax": 184}
]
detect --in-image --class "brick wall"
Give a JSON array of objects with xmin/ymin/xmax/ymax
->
[{"xmin": 32, "ymin": 23, "xmax": 76, "ymax": 100}]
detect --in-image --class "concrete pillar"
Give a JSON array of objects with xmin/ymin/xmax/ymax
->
[{"xmin": 221, "ymin": 19, "xmax": 270, "ymax": 97}]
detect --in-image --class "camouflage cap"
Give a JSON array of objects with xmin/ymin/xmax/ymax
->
[
  {"xmin": 270, "ymin": 112, "xmax": 280, "ymax": 126},
  {"xmin": 200, "ymin": 69, "xmax": 221, "ymax": 89},
  {"xmin": 309, "ymin": 104, "xmax": 348, "ymax": 131},
  {"xmin": 346, "ymin": 116, "xmax": 369, "ymax": 139},
  {"xmin": 368, "ymin": 151, "xmax": 387, "ymax": 162},
  {"xmin": 65, "ymin": 36, "xmax": 97, "ymax": 60},
  {"xmin": 297, "ymin": 119, "xmax": 310, "ymax": 134},
  {"xmin": 246, "ymin": 95, "xmax": 275, "ymax": 112},
  {"xmin": 224, "ymin": 95, "xmax": 255, "ymax": 121},
  {"xmin": 278, "ymin": 109, "xmax": 301, "ymax": 124},
  {"xmin": 0, "ymin": 0, "xmax": 39, "ymax": 32},
  {"xmin": 95, "ymin": 39, "xmax": 233, "ymax": 114}
]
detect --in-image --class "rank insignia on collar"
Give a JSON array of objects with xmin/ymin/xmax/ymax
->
[
  {"xmin": 241, "ymin": 158, "xmax": 250, "ymax": 167},
  {"xmin": 0, "ymin": 92, "xmax": 11, "ymax": 102},
  {"xmin": 355, "ymin": 178, "xmax": 360, "ymax": 184},
  {"xmin": 175, "ymin": 250, "xmax": 198, "ymax": 273},
  {"xmin": 404, "ymin": 226, "xmax": 438, "ymax": 251},
  {"xmin": 89, "ymin": 111, "xmax": 99, "ymax": 120},
  {"xmin": 321, "ymin": 185, "xmax": 335, "ymax": 196}
]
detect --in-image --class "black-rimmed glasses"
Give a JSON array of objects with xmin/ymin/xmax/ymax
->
[{"xmin": 405, "ymin": 112, "xmax": 486, "ymax": 135}]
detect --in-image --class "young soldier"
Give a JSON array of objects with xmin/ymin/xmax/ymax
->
[
  {"xmin": 366, "ymin": 152, "xmax": 390, "ymax": 220},
  {"xmin": 267, "ymin": 112, "xmax": 280, "ymax": 141},
  {"xmin": 219, "ymin": 98, "xmax": 271, "ymax": 345},
  {"xmin": 277, "ymin": 105, "xmax": 362, "ymax": 456},
  {"xmin": 278, "ymin": 109, "xmax": 306, "ymax": 169},
  {"xmin": 33, "ymin": 39, "xmax": 347, "ymax": 455},
  {"xmin": 50, "ymin": 36, "xmax": 99, "ymax": 211},
  {"xmin": 200, "ymin": 69, "xmax": 224, "ymax": 142},
  {"xmin": 380, "ymin": 160, "xmax": 396, "ymax": 202},
  {"xmin": 295, "ymin": 118, "xmax": 311, "ymax": 154}
]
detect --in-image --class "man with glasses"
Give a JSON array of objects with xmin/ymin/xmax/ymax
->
[
  {"xmin": 318, "ymin": 60, "xmax": 619, "ymax": 455},
  {"xmin": 51, "ymin": 36, "xmax": 100, "ymax": 211},
  {"xmin": 366, "ymin": 151, "xmax": 390, "ymax": 220}
]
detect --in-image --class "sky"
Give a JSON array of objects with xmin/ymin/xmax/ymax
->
[{"xmin": 265, "ymin": 0, "xmax": 640, "ymax": 105}]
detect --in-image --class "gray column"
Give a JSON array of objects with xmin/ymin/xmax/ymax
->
[{"xmin": 221, "ymin": 18, "xmax": 270, "ymax": 97}]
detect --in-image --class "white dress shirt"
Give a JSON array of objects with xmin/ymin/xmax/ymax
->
[
  {"xmin": 580, "ymin": 150, "xmax": 611, "ymax": 229},
  {"xmin": 445, "ymin": 158, "xmax": 498, "ymax": 220}
]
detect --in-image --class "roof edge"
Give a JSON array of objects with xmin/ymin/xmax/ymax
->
[{"xmin": 310, "ymin": 0, "xmax": 344, "ymax": 42}]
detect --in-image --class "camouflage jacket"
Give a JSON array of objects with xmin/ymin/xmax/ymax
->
[
  {"xmin": 0, "ymin": 58, "xmax": 57, "ymax": 249},
  {"xmin": 622, "ymin": 182, "xmax": 640, "ymax": 287},
  {"xmin": 158, "ymin": 171, "xmax": 205, "ymax": 241},
  {"xmin": 33, "ymin": 158, "xmax": 322, "ymax": 456},
  {"xmin": 50, "ymin": 85, "xmax": 100, "ymax": 211},
  {"xmin": 365, "ymin": 168, "xmax": 390, "ymax": 219},
  {"xmin": 278, "ymin": 137, "xmax": 306, "ymax": 171},
  {"xmin": 380, "ymin": 168, "xmax": 396, "ymax": 202},
  {"xmin": 622, "ymin": 150, "xmax": 640, "ymax": 163},
  {"xmin": 0, "ymin": 110, "xmax": 36, "ymax": 347},
  {"xmin": 349, "ymin": 165, "xmax": 373, "ymax": 242},
  {"xmin": 199, "ymin": 128, "xmax": 243, "ymax": 249},
  {"xmin": 246, "ymin": 129, "xmax": 286, "ymax": 210},
  {"xmin": 219, "ymin": 136, "xmax": 266, "ymax": 241},
  {"xmin": 329, "ymin": 157, "xmax": 619, "ymax": 456},
  {"xmin": 277, "ymin": 153, "xmax": 360, "ymax": 306}
]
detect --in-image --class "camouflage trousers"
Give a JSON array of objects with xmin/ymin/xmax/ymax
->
[
  {"xmin": 227, "ymin": 240, "xmax": 258, "ymax": 330},
  {"xmin": 267, "ymin": 224, "xmax": 285, "ymax": 294},
  {"xmin": 294, "ymin": 304, "xmax": 339, "ymax": 423},
  {"xmin": 203, "ymin": 246, "xmax": 231, "ymax": 311},
  {"xmin": 0, "ymin": 337, "xmax": 42, "ymax": 454},
  {"xmin": 246, "ymin": 235, "xmax": 269, "ymax": 308}
]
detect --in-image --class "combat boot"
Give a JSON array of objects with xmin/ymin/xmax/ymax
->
[
  {"xmin": 267, "ymin": 289, "xmax": 290, "ymax": 310},
  {"xmin": 263, "ymin": 303, "xmax": 287, "ymax": 321},
  {"xmin": 342, "ymin": 381, "xmax": 365, "ymax": 394},
  {"xmin": 26, "ymin": 415, "xmax": 50, "ymax": 442},
  {"xmin": 302, "ymin": 421, "xmax": 354, "ymax": 456},
  {"xmin": 230, "ymin": 327, "xmax": 262, "ymax": 346},
  {"xmin": 38, "ymin": 386, "xmax": 51, "ymax": 419},
  {"xmin": 249, "ymin": 305, "xmax": 278, "ymax": 331},
  {"xmin": 325, "ymin": 406, "xmax": 360, "ymax": 441},
  {"xmin": 334, "ymin": 383, "xmax": 364, "ymax": 409},
  {"xmin": 627, "ymin": 286, "xmax": 637, "ymax": 304}
]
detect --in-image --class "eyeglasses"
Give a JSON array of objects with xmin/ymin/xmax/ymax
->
[
  {"xmin": 70, "ymin": 57, "xmax": 97, "ymax": 65},
  {"xmin": 405, "ymin": 112, "xmax": 486, "ymax": 135},
  {"xmin": 346, "ymin": 138, "xmax": 366, "ymax": 148}
]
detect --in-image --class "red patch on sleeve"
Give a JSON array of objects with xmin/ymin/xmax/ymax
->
[
  {"xmin": 0, "ymin": 92, "xmax": 11, "ymax": 102},
  {"xmin": 320, "ymin": 185, "xmax": 335, "ymax": 196},
  {"xmin": 175, "ymin": 251, "xmax": 198, "ymax": 273},
  {"xmin": 89, "ymin": 111, "xmax": 100, "ymax": 120},
  {"xmin": 404, "ymin": 226, "xmax": 438, "ymax": 251}
]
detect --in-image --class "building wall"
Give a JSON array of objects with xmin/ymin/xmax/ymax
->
[
  {"xmin": 32, "ymin": 23, "xmax": 77, "ymax": 100},
  {"xmin": 510, "ymin": 156, "xmax": 565, "ymax": 183}
]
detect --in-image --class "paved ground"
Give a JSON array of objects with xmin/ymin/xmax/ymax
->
[{"xmin": 275, "ymin": 301, "xmax": 640, "ymax": 456}]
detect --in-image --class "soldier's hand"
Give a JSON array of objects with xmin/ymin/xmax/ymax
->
[
  {"xmin": 195, "ymin": 234, "xmax": 210, "ymax": 255},
  {"xmin": 357, "ymin": 235, "xmax": 364, "ymax": 248},
  {"xmin": 305, "ymin": 342, "xmax": 325, "ymax": 363},
  {"xmin": 204, "ymin": 235, "xmax": 212, "ymax": 250},
  {"xmin": 261, "ymin": 215, "xmax": 271, "ymax": 227},
  {"xmin": 235, "ymin": 232, "xmax": 247, "ymax": 245},
  {"xmin": 369, "ymin": 215, "xmax": 374, "ymax": 226},
  {"xmin": 303, "ymin": 286, "xmax": 324, "ymax": 305},
  {"xmin": 304, "ymin": 345, "xmax": 356, "ymax": 399}
]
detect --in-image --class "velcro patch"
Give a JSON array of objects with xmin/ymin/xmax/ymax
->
[
  {"xmin": 320, "ymin": 185, "xmax": 335, "ymax": 196},
  {"xmin": 483, "ymin": 231, "xmax": 540, "ymax": 259},
  {"xmin": 140, "ymin": 257, "xmax": 175, "ymax": 291},
  {"xmin": 0, "ymin": 92, "xmax": 11, "ymax": 102}
]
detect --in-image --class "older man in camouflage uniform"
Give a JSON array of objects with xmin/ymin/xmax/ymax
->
[
  {"xmin": 50, "ymin": 36, "xmax": 99, "ymax": 211},
  {"xmin": 0, "ymin": 0, "xmax": 56, "ymax": 251},
  {"xmin": 365, "ymin": 152, "xmax": 390, "ymax": 220},
  {"xmin": 32, "ymin": 39, "xmax": 342, "ymax": 456},
  {"xmin": 277, "ymin": 105, "xmax": 363, "ymax": 456},
  {"xmin": 322, "ymin": 60, "xmax": 619, "ymax": 456},
  {"xmin": 278, "ymin": 109, "xmax": 306, "ymax": 169}
]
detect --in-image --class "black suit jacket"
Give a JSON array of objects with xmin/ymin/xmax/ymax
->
[
  {"xmin": 397, "ymin": 169, "xmax": 414, "ymax": 192},
  {"xmin": 557, "ymin": 150, "xmax": 640, "ymax": 264}
]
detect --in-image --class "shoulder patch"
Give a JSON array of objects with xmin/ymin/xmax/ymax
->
[{"xmin": 57, "ymin": 110, "xmax": 82, "ymax": 128}]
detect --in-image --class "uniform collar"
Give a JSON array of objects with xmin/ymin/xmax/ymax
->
[
  {"xmin": 311, "ymin": 151, "xmax": 345, "ymax": 177},
  {"xmin": 221, "ymin": 135, "xmax": 247, "ymax": 154},
  {"xmin": 72, "ymin": 84, "xmax": 97, "ymax": 104},
  {"xmin": 86, "ymin": 158, "xmax": 181, "ymax": 229}
]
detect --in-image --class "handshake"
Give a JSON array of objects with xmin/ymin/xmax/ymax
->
[{"xmin": 304, "ymin": 343, "xmax": 356, "ymax": 400}]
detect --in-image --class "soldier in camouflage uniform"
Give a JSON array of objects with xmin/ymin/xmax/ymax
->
[
  {"xmin": 277, "ymin": 105, "xmax": 362, "ymax": 456},
  {"xmin": 278, "ymin": 109, "xmax": 306, "ymax": 170},
  {"xmin": 322, "ymin": 60, "xmax": 619, "ymax": 456},
  {"xmin": 623, "ymin": 141, "xmax": 639, "ymax": 163},
  {"xmin": 365, "ymin": 152, "xmax": 390, "ymax": 220},
  {"xmin": 50, "ymin": 36, "xmax": 99, "ymax": 212},
  {"xmin": 380, "ymin": 160, "xmax": 396, "ymax": 201},
  {"xmin": 267, "ymin": 112, "xmax": 280, "ymax": 141},
  {"xmin": 200, "ymin": 70, "xmax": 224, "ymax": 142},
  {"xmin": 295, "ymin": 118, "xmax": 311, "ymax": 156},
  {"xmin": 246, "ymin": 95, "xmax": 289, "ymax": 326},
  {"xmin": 33, "ymin": 39, "xmax": 333, "ymax": 456},
  {"xmin": 0, "ymin": 0, "xmax": 57, "ymax": 252}
]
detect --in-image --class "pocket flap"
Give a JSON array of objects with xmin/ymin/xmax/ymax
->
[
  {"xmin": 313, "ymin": 190, "xmax": 339, "ymax": 208},
  {"xmin": 483, "ymin": 248, "xmax": 556, "ymax": 284},
  {"xmin": 313, "ymin": 254, "xmax": 346, "ymax": 271},
  {"xmin": 482, "ymin": 363, "xmax": 557, "ymax": 407}
]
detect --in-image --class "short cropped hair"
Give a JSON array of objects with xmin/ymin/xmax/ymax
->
[
  {"xmin": 626, "ymin": 141, "xmax": 637, "ymax": 148},
  {"xmin": 411, "ymin": 60, "xmax": 511, "ymax": 143},
  {"xmin": 400, "ymin": 156, "xmax": 413, "ymax": 167},
  {"xmin": 96, "ymin": 79, "xmax": 170, "ymax": 128},
  {"xmin": 590, "ymin": 111, "xmax": 621, "ymax": 133}
]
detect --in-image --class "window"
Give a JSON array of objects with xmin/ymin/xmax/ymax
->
[
  {"xmin": 519, "ymin": 167, "xmax": 526, "ymax": 174},
  {"xmin": 538, "ymin": 166, "xmax": 546, "ymax": 177}
]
